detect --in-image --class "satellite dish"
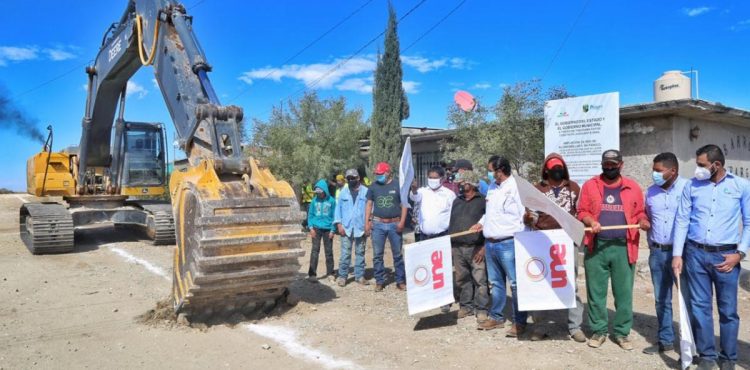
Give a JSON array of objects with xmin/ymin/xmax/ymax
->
[{"xmin": 454, "ymin": 90, "xmax": 476, "ymax": 112}]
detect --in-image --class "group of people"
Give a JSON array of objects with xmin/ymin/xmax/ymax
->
[{"xmin": 303, "ymin": 144, "xmax": 748, "ymax": 370}]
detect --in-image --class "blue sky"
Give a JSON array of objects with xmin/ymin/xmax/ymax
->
[{"xmin": 1, "ymin": 0, "xmax": 748, "ymax": 190}]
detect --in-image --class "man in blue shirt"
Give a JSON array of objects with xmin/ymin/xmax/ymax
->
[
  {"xmin": 643, "ymin": 152, "xmax": 691, "ymax": 355},
  {"xmin": 672, "ymin": 145, "xmax": 750, "ymax": 370},
  {"xmin": 334, "ymin": 169, "xmax": 370, "ymax": 287}
]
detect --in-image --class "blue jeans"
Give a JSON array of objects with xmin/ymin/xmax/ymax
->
[
  {"xmin": 371, "ymin": 221, "xmax": 405, "ymax": 285},
  {"xmin": 338, "ymin": 235, "xmax": 367, "ymax": 280},
  {"xmin": 486, "ymin": 238, "xmax": 527, "ymax": 324},
  {"xmin": 684, "ymin": 241, "xmax": 741, "ymax": 362},
  {"xmin": 648, "ymin": 247, "xmax": 692, "ymax": 346}
]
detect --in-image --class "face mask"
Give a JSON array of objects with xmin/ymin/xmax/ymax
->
[
  {"xmin": 427, "ymin": 178, "xmax": 441, "ymax": 190},
  {"xmin": 453, "ymin": 172, "xmax": 462, "ymax": 181},
  {"xmin": 549, "ymin": 168, "xmax": 565, "ymax": 181},
  {"xmin": 694, "ymin": 166, "xmax": 712, "ymax": 181},
  {"xmin": 602, "ymin": 167, "xmax": 620, "ymax": 180},
  {"xmin": 651, "ymin": 171, "xmax": 668, "ymax": 187},
  {"xmin": 347, "ymin": 179, "xmax": 359, "ymax": 188},
  {"xmin": 487, "ymin": 171, "xmax": 494, "ymax": 181},
  {"xmin": 376, "ymin": 174, "xmax": 387, "ymax": 184}
]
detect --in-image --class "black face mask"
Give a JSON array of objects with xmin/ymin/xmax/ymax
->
[
  {"xmin": 602, "ymin": 167, "xmax": 620, "ymax": 180},
  {"xmin": 548, "ymin": 168, "xmax": 565, "ymax": 181},
  {"xmin": 347, "ymin": 179, "xmax": 359, "ymax": 188}
]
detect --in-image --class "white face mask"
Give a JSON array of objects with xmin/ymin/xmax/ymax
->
[
  {"xmin": 694, "ymin": 166, "xmax": 712, "ymax": 181},
  {"xmin": 427, "ymin": 178, "xmax": 441, "ymax": 190}
]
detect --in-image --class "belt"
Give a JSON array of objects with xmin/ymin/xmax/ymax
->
[
  {"xmin": 422, "ymin": 231, "xmax": 447, "ymax": 239},
  {"xmin": 689, "ymin": 240, "xmax": 737, "ymax": 253},
  {"xmin": 486, "ymin": 236, "xmax": 513, "ymax": 243},
  {"xmin": 372, "ymin": 216, "xmax": 400, "ymax": 223},
  {"xmin": 651, "ymin": 243, "xmax": 672, "ymax": 251}
]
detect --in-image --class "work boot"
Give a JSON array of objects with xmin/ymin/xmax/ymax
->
[
  {"xmin": 374, "ymin": 284, "xmax": 384, "ymax": 292},
  {"xmin": 336, "ymin": 277, "xmax": 346, "ymax": 287},
  {"xmin": 356, "ymin": 277, "xmax": 370, "ymax": 286},
  {"xmin": 588, "ymin": 333, "xmax": 606, "ymax": 348},
  {"xmin": 477, "ymin": 318, "xmax": 505, "ymax": 331},
  {"xmin": 457, "ymin": 307, "xmax": 474, "ymax": 319},
  {"xmin": 642, "ymin": 342, "xmax": 673, "ymax": 355},
  {"xmin": 476, "ymin": 312, "xmax": 489, "ymax": 324},
  {"xmin": 614, "ymin": 336, "xmax": 634, "ymax": 351},
  {"xmin": 506, "ymin": 323, "xmax": 526, "ymax": 337},
  {"xmin": 570, "ymin": 329, "xmax": 587, "ymax": 343},
  {"xmin": 396, "ymin": 282, "xmax": 407, "ymax": 291}
]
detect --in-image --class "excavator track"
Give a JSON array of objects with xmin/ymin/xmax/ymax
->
[
  {"xmin": 172, "ymin": 180, "xmax": 306, "ymax": 321},
  {"xmin": 19, "ymin": 202, "xmax": 75, "ymax": 254},
  {"xmin": 141, "ymin": 203, "xmax": 176, "ymax": 245}
]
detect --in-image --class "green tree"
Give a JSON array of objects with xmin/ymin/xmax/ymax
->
[
  {"xmin": 442, "ymin": 80, "xmax": 571, "ymax": 182},
  {"xmin": 370, "ymin": 3, "xmax": 409, "ymax": 173},
  {"xmin": 250, "ymin": 92, "xmax": 368, "ymax": 193}
]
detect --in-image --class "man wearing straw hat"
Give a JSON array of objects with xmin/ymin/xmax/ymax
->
[{"xmin": 577, "ymin": 149, "xmax": 650, "ymax": 351}]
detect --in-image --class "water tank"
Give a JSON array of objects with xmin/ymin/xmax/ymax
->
[{"xmin": 654, "ymin": 71, "xmax": 691, "ymax": 102}]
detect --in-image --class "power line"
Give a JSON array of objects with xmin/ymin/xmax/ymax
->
[
  {"xmin": 187, "ymin": 0, "xmax": 208, "ymax": 10},
  {"xmin": 227, "ymin": 0, "xmax": 377, "ymax": 103},
  {"xmin": 541, "ymin": 0, "xmax": 592, "ymax": 80},
  {"xmin": 12, "ymin": 61, "xmax": 89, "ymax": 100},
  {"xmin": 402, "ymin": 0, "xmax": 467, "ymax": 53}
]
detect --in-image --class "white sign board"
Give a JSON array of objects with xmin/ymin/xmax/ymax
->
[
  {"xmin": 515, "ymin": 229, "xmax": 576, "ymax": 311},
  {"xmin": 545, "ymin": 92, "xmax": 620, "ymax": 185},
  {"xmin": 404, "ymin": 236, "xmax": 454, "ymax": 315}
]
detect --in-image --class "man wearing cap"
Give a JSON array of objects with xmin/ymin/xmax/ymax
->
[
  {"xmin": 672, "ymin": 145, "xmax": 750, "ymax": 370},
  {"xmin": 447, "ymin": 170, "xmax": 489, "ymax": 323},
  {"xmin": 365, "ymin": 162, "xmax": 408, "ymax": 292},
  {"xmin": 334, "ymin": 169, "xmax": 370, "ymax": 287},
  {"xmin": 577, "ymin": 149, "xmax": 650, "ymax": 351},
  {"xmin": 334, "ymin": 174, "xmax": 346, "ymax": 199},
  {"xmin": 307, "ymin": 179, "xmax": 337, "ymax": 283},
  {"xmin": 451, "ymin": 159, "xmax": 474, "ymax": 196},
  {"xmin": 524, "ymin": 153, "xmax": 586, "ymax": 343}
]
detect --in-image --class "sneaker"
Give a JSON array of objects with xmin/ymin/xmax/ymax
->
[
  {"xmin": 336, "ymin": 277, "xmax": 346, "ymax": 287},
  {"xmin": 588, "ymin": 333, "xmax": 606, "ymax": 348},
  {"xmin": 614, "ymin": 336, "xmax": 634, "ymax": 351},
  {"xmin": 530, "ymin": 327, "xmax": 547, "ymax": 341},
  {"xmin": 327, "ymin": 275, "xmax": 336, "ymax": 283},
  {"xmin": 457, "ymin": 307, "xmax": 474, "ymax": 319},
  {"xmin": 718, "ymin": 360, "xmax": 735, "ymax": 370},
  {"xmin": 642, "ymin": 342, "xmax": 673, "ymax": 355},
  {"xmin": 476, "ymin": 312, "xmax": 489, "ymax": 324},
  {"xmin": 440, "ymin": 304, "xmax": 451, "ymax": 314},
  {"xmin": 697, "ymin": 358, "xmax": 718, "ymax": 370},
  {"xmin": 506, "ymin": 323, "xmax": 526, "ymax": 337},
  {"xmin": 570, "ymin": 329, "xmax": 587, "ymax": 343},
  {"xmin": 307, "ymin": 275, "xmax": 318, "ymax": 283},
  {"xmin": 396, "ymin": 282, "xmax": 407, "ymax": 291},
  {"xmin": 477, "ymin": 318, "xmax": 505, "ymax": 331},
  {"xmin": 355, "ymin": 277, "xmax": 370, "ymax": 286},
  {"xmin": 374, "ymin": 284, "xmax": 384, "ymax": 292}
]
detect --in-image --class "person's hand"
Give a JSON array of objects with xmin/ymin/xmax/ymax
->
[
  {"xmin": 309, "ymin": 228, "xmax": 317, "ymax": 238},
  {"xmin": 396, "ymin": 222, "xmax": 405, "ymax": 233},
  {"xmin": 473, "ymin": 246, "xmax": 486, "ymax": 264},
  {"xmin": 639, "ymin": 219, "xmax": 651, "ymax": 231},
  {"xmin": 410, "ymin": 180, "xmax": 418, "ymax": 192},
  {"xmin": 337, "ymin": 224, "xmax": 346, "ymax": 236},
  {"xmin": 715, "ymin": 253, "xmax": 741, "ymax": 273},
  {"xmin": 589, "ymin": 221, "xmax": 602, "ymax": 234},
  {"xmin": 469, "ymin": 223, "xmax": 483, "ymax": 233},
  {"xmin": 672, "ymin": 256, "xmax": 683, "ymax": 277},
  {"xmin": 365, "ymin": 222, "xmax": 372, "ymax": 237},
  {"xmin": 328, "ymin": 231, "xmax": 335, "ymax": 239},
  {"xmin": 523, "ymin": 211, "xmax": 535, "ymax": 226}
]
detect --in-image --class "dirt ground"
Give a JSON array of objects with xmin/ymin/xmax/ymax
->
[{"xmin": 1, "ymin": 194, "xmax": 748, "ymax": 369}]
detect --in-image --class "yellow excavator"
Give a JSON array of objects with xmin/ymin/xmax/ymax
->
[{"xmin": 20, "ymin": 0, "xmax": 305, "ymax": 320}]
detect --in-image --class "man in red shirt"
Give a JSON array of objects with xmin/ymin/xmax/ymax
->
[{"xmin": 577, "ymin": 149, "xmax": 650, "ymax": 351}]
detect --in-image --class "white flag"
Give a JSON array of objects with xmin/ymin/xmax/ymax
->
[
  {"xmin": 677, "ymin": 280, "xmax": 696, "ymax": 369},
  {"xmin": 399, "ymin": 136, "xmax": 414, "ymax": 209},
  {"xmin": 515, "ymin": 175, "xmax": 585, "ymax": 245}
]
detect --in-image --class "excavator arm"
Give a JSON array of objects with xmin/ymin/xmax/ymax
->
[{"xmin": 83, "ymin": 0, "xmax": 305, "ymax": 319}]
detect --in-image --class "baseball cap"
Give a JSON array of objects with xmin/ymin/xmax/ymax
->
[
  {"xmin": 335, "ymin": 174, "xmax": 345, "ymax": 182},
  {"xmin": 345, "ymin": 169, "xmax": 359, "ymax": 178},
  {"xmin": 374, "ymin": 162, "xmax": 391, "ymax": 175},
  {"xmin": 461, "ymin": 170, "xmax": 481, "ymax": 187},
  {"xmin": 454, "ymin": 159, "xmax": 473, "ymax": 170},
  {"xmin": 545, "ymin": 158, "xmax": 564, "ymax": 170},
  {"xmin": 601, "ymin": 149, "xmax": 622, "ymax": 164}
]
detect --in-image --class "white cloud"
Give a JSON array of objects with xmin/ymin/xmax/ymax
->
[
  {"xmin": 151, "ymin": 78, "xmax": 159, "ymax": 89},
  {"xmin": 401, "ymin": 56, "xmax": 447, "ymax": 73},
  {"xmin": 449, "ymin": 57, "xmax": 469, "ymax": 69},
  {"xmin": 336, "ymin": 78, "xmax": 373, "ymax": 94},
  {"xmin": 731, "ymin": 19, "xmax": 750, "ymax": 31},
  {"xmin": 0, "ymin": 46, "xmax": 38, "ymax": 66},
  {"xmin": 683, "ymin": 7, "xmax": 712, "ymax": 17},
  {"xmin": 126, "ymin": 81, "xmax": 148, "ymax": 99},
  {"xmin": 473, "ymin": 82, "xmax": 492, "ymax": 90},
  {"xmin": 44, "ymin": 48, "xmax": 75, "ymax": 61},
  {"xmin": 402, "ymin": 81, "xmax": 420, "ymax": 94},
  {"xmin": 239, "ymin": 57, "xmax": 376, "ymax": 89}
]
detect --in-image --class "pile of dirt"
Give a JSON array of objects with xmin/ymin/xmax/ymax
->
[{"xmin": 136, "ymin": 298, "xmax": 180, "ymax": 329}]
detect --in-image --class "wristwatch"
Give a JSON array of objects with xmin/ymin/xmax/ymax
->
[{"xmin": 737, "ymin": 250, "xmax": 747, "ymax": 259}]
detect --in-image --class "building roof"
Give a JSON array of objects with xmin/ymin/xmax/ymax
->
[{"xmin": 620, "ymin": 99, "xmax": 750, "ymax": 127}]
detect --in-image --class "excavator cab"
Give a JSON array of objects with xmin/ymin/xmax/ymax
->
[{"xmin": 119, "ymin": 122, "xmax": 166, "ymax": 197}]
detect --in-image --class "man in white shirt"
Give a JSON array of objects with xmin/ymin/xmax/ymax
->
[
  {"xmin": 410, "ymin": 165, "xmax": 457, "ymax": 239},
  {"xmin": 471, "ymin": 156, "xmax": 528, "ymax": 337}
]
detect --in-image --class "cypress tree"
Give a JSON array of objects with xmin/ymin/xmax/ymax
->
[{"xmin": 370, "ymin": 3, "xmax": 409, "ymax": 173}]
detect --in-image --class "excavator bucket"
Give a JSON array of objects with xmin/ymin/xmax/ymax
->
[{"xmin": 170, "ymin": 159, "xmax": 305, "ymax": 320}]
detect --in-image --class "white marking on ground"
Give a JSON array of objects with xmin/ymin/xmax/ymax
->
[
  {"xmin": 108, "ymin": 246, "xmax": 170, "ymax": 281},
  {"xmin": 246, "ymin": 323, "xmax": 361, "ymax": 369},
  {"xmin": 14, "ymin": 194, "xmax": 29, "ymax": 203}
]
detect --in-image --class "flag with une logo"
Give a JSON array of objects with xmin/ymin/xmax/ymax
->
[
  {"xmin": 404, "ymin": 236, "xmax": 453, "ymax": 315},
  {"xmin": 514, "ymin": 229, "xmax": 576, "ymax": 311}
]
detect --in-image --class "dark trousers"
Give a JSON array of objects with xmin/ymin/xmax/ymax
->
[
  {"xmin": 309, "ymin": 228, "xmax": 334, "ymax": 277},
  {"xmin": 453, "ymin": 245, "xmax": 489, "ymax": 314}
]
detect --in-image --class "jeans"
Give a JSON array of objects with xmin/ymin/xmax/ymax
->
[
  {"xmin": 584, "ymin": 238, "xmax": 634, "ymax": 338},
  {"xmin": 485, "ymin": 238, "xmax": 527, "ymax": 324},
  {"xmin": 338, "ymin": 235, "xmax": 367, "ymax": 280},
  {"xmin": 684, "ymin": 241, "xmax": 741, "ymax": 362},
  {"xmin": 371, "ymin": 221, "xmax": 405, "ymax": 285},
  {"xmin": 648, "ymin": 247, "xmax": 693, "ymax": 346},
  {"xmin": 453, "ymin": 245, "xmax": 489, "ymax": 314},
  {"xmin": 309, "ymin": 228, "xmax": 334, "ymax": 277}
]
